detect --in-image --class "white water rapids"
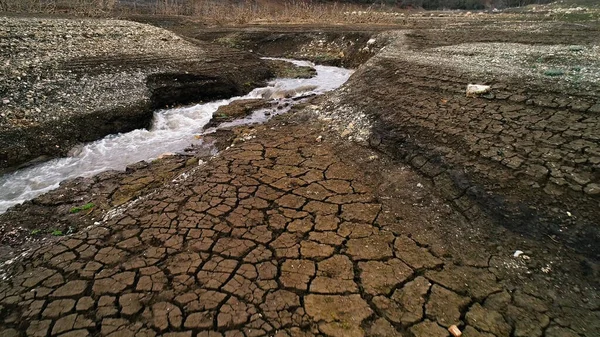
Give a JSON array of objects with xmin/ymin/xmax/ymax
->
[{"xmin": 0, "ymin": 59, "xmax": 353, "ymax": 213}]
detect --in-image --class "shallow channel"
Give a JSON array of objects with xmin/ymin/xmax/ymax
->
[{"xmin": 0, "ymin": 59, "xmax": 353, "ymax": 213}]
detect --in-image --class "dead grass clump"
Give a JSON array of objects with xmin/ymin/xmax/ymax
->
[
  {"xmin": 0, "ymin": 0, "xmax": 119, "ymax": 16},
  {"xmin": 0, "ymin": 0, "xmax": 406, "ymax": 24}
]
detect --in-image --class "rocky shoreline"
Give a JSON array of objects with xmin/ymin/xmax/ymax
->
[{"xmin": 0, "ymin": 17, "xmax": 272, "ymax": 172}]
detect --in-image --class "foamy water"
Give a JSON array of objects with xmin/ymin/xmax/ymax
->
[{"xmin": 0, "ymin": 59, "xmax": 353, "ymax": 213}]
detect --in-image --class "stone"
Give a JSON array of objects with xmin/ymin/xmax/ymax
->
[
  {"xmin": 584, "ymin": 183, "xmax": 600, "ymax": 195},
  {"xmin": 465, "ymin": 303, "xmax": 511, "ymax": 337},
  {"xmin": 426, "ymin": 285, "xmax": 471, "ymax": 327},
  {"xmin": 214, "ymin": 99, "xmax": 269, "ymax": 119}
]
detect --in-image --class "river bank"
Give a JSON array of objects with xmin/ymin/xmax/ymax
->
[
  {"xmin": 0, "ymin": 17, "xmax": 273, "ymax": 173},
  {"xmin": 0, "ymin": 12, "xmax": 599, "ymax": 337}
]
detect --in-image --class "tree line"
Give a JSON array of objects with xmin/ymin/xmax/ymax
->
[{"xmin": 320, "ymin": 0, "xmax": 553, "ymax": 10}]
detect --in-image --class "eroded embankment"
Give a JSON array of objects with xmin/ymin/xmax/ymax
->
[
  {"xmin": 323, "ymin": 27, "xmax": 600, "ymax": 259},
  {"xmin": 0, "ymin": 17, "xmax": 272, "ymax": 172}
]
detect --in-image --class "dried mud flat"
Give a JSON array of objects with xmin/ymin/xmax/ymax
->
[{"xmin": 0, "ymin": 13, "xmax": 600, "ymax": 337}]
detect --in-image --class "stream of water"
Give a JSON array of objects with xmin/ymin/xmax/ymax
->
[{"xmin": 0, "ymin": 59, "xmax": 353, "ymax": 213}]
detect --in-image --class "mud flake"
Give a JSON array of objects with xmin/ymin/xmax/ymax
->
[
  {"xmin": 93, "ymin": 271, "xmax": 136, "ymax": 295},
  {"xmin": 280, "ymin": 259, "xmax": 315, "ymax": 291},
  {"xmin": 341, "ymin": 203, "xmax": 381, "ymax": 223},
  {"xmin": 197, "ymin": 256, "xmax": 238, "ymax": 289},
  {"xmin": 512, "ymin": 290, "xmax": 548, "ymax": 313},
  {"xmin": 276, "ymin": 194, "xmax": 307, "ymax": 209},
  {"xmin": 425, "ymin": 265, "xmax": 500, "ymax": 301},
  {"xmin": 51, "ymin": 313, "xmax": 94, "ymax": 335},
  {"xmin": 94, "ymin": 247, "xmax": 127, "ymax": 265},
  {"xmin": 300, "ymin": 169, "xmax": 324, "ymax": 184},
  {"xmin": 544, "ymin": 326, "xmax": 580, "ymax": 337},
  {"xmin": 303, "ymin": 201, "xmax": 338, "ymax": 215},
  {"xmin": 366, "ymin": 318, "xmax": 403, "ymax": 337},
  {"xmin": 270, "ymin": 232, "xmax": 301, "ymax": 258},
  {"xmin": 165, "ymin": 252, "xmax": 203, "ymax": 275},
  {"xmin": 146, "ymin": 302, "xmax": 183, "ymax": 331},
  {"xmin": 325, "ymin": 162, "xmax": 355, "ymax": 180},
  {"xmin": 310, "ymin": 255, "xmax": 357, "ymax": 294},
  {"xmin": 217, "ymin": 297, "xmax": 252, "ymax": 329},
  {"xmin": 505, "ymin": 305, "xmax": 549, "ymax": 337},
  {"xmin": 314, "ymin": 214, "xmax": 340, "ymax": 231},
  {"xmin": 372, "ymin": 276, "xmax": 431, "ymax": 326},
  {"xmin": 184, "ymin": 311, "xmax": 214, "ymax": 329},
  {"xmin": 75, "ymin": 297, "xmax": 94, "ymax": 312},
  {"xmin": 300, "ymin": 241, "xmax": 334, "ymax": 258},
  {"xmin": 337, "ymin": 222, "xmax": 377, "ymax": 238},
  {"xmin": 426, "ymin": 284, "xmax": 471, "ymax": 327},
  {"xmin": 21, "ymin": 268, "xmax": 56, "ymax": 288},
  {"xmin": 25, "ymin": 320, "xmax": 51, "ymax": 337},
  {"xmin": 304, "ymin": 294, "xmax": 371, "ymax": 336},
  {"xmin": 119, "ymin": 293, "xmax": 143, "ymax": 316},
  {"xmin": 293, "ymin": 183, "xmax": 334, "ymax": 201},
  {"xmin": 465, "ymin": 303, "xmax": 511, "ymax": 337},
  {"xmin": 271, "ymin": 177, "xmax": 308, "ymax": 191},
  {"xmin": 345, "ymin": 231, "xmax": 394, "ymax": 260},
  {"xmin": 409, "ymin": 320, "xmax": 449, "ymax": 337},
  {"xmin": 308, "ymin": 231, "xmax": 344, "ymax": 246},
  {"xmin": 50, "ymin": 280, "xmax": 88, "ymax": 298},
  {"xmin": 213, "ymin": 238, "xmax": 256, "ymax": 257},
  {"xmin": 319, "ymin": 179, "xmax": 353, "ymax": 194},
  {"xmin": 42, "ymin": 299, "xmax": 75, "ymax": 318},
  {"xmin": 359, "ymin": 259, "xmax": 413, "ymax": 296},
  {"xmin": 394, "ymin": 235, "xmax": 443, "ymax": 269}
]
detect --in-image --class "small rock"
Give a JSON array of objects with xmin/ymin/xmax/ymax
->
[
  {"xmin": 583, "ymin": 183, "xmax": 600, "ymax": 195},
  {"xmin": 466, "ymin": 84, "xmax": 491, "ymax": 97},
  {"xmin": 513, "ymin": 250, "xmax": 524, "ymax": 258}
]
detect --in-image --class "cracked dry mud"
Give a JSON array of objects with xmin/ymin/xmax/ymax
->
[{"xmin": 0, "ymin": 112, "xmax": 598, "ymax": 337}]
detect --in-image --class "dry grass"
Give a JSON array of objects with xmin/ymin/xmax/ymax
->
[
  {"xmin": 0, "ymin": 0, "xmax": 118, "ymax": 16},
  {"xmin": 0, "ymin": 0, "xmax": 407, "ymax": 25}
]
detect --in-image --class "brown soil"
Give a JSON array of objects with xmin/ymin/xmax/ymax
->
[{"xmin": 0, "ymin": 13, "xmax": 599, "ymax": 337}]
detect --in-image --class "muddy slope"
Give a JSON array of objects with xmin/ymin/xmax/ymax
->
[
  {"xmin": 328, "ymin": 26, "xmax": 600, "ymax": 259},
  {"xmin": 0, "ymin": 109, "xmax": 598, "ymax": 337},
  {"xmin": 0, "ymin": 17, "xmax": 272, "ymax": 172}
]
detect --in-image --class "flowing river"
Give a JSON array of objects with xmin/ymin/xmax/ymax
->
[{"xmin": 0, "ymin": 59, "xmax": 353, "ymax": 213}]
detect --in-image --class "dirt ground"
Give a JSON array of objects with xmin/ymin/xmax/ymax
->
[{"xmin": 0, "ymin": 12, "xmax": 599, "ymax": 337}]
